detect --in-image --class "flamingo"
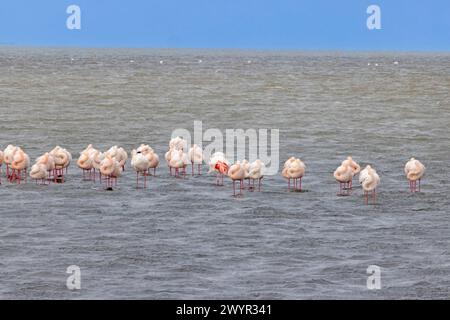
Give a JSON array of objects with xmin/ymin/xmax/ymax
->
[
  {"xmin": 359, "ymin": 165, "xmax": 380, "ymax": 204},
  {"xmin": 136, "ymin": 144, "xmax": 159, "ymax": 176},
  {"xmin": 91, "ymin": 150, "xmax": 104, "ymax": 182},
  {"xmin": 105, "ymin": 146, "xmax": 128, "ymax": 171},
  {"xmin": 29, "ymin": 163, "xmax": 49, "ymax": 185},
  {"xmin": 334, "ymin": 162, "xmax": 353, "ymax": 196},
  {"xmin": 282, "ymin": 157, "xmax": 305, "ymax": 191},
  {"xmin": 50, "ymin": 146, "xmax": 72, "ymax": 182},
  {"xmin": 35, "ymin": 153, "xmax": 56, "ymax": 183},
  {"xmin": 248, "ymin": 159, "xmax": 265, "ymax": 191},
  {"xmin": 77, "ymin": 146, "xmax": 95, "ymax": 180},
  {"xmin": 209, "ymin": 152, "xmax": 229, "ymax": 186},
  {"xmin": 100, "ymin": 155, "xmax": 121, "ymax": 189},
  {"xmin": 3, "ymin": 145, "xmax": 18, "ymax": 179},
  {"xmin": 228, "ymin": 161, "xmax": 246, "ymax": 196},
  {"xmin": 188, "ymin": 144, "xmax": 203, "ymax": 175},
  {"xmin": 131, "ymin": 149, "xmax": 150, "ymax": 188},
  {"xmin": 166, "ymin": 137, "xmax": 187, "ymax": 175},
  {"xmin": 146, "ymin": 150, "xmax": 160, "ymax": 176},
  {"xmin": 169, "ymin": 149, "xmax": 188, "ymax": 178},
  {"xmin": 9, "ymin": 148, "xmax": 30, "ymax": 184},
  {"xmin": 341, "ymin": 156, "xmax": 360, "ymax": 189},
  {"xmin": 404, "ymin": 158, "xmax": 425, "ymax": 193}
]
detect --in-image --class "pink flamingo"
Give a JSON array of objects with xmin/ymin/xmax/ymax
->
[
  {"xmin": 188, "ymin": 144, "xmax": 203, "ymax": 176},
  {"xmin": 282, "ymin": 157, "xmax": 306, "ymax": 191},
  {"xmin": 228, "ymin": 161, "xmax": 246, "ymax": 196},
  {"xmin": 9, "ymin": 148, "xmax": 30, "ymax": 184},
  {"xmin": 209, "ymin": 152, "xmax": 229, "ymax": 186},
  {"xmin": 404, "ymin": 158, "xmax": 425, "ymax": 193},
  {"xmin": 333, "ymin": 162, "xmax": 353, "ymax": 196},
  {"xmin": 131, "ymin": 149, "xmax": 150, "ymax": 188},
  {"xmin": 359, "ymin": 165, "xmax": 380, "ymax": 204}
]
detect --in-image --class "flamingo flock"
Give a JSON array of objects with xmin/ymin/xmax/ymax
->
[
  {"xmin": 333, "ymin": 156, "xmax": 382, "ymax": 204},
  {"xmin": 76, "ymin": 145, "xmax": 128, "ymax": 188},
  {"xmin": 30, "ymin": 146, "xmax": 72, "ymax": 184},
  {"xmin": 0, "ymin": 139, "xmax": 427, "ymax": 204}
]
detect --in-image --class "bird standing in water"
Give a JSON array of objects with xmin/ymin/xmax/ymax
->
[
  {"xmin": 247, "ymin": 159, "xmax": 265, "ymax": 192},
  {"xmin": 282, "ymin": 157, "xmax": 306, "ymax": 191},
  {"xmin": 359, "ymin": 165, "xmax": 380, "ymax": 204},
  {"xmin": 341, "ymin": 156, "xmax": 360, "ymax": 189},
  {"xmin": 209, "ymin": 152, "xmax": 229, "ymax": 186},
  {"xmin": 334, "ymin": 162, "xmax": 353, "ymax": 196},
  {"xmin": 131, "ymin": 149, "xmax": 150, "ymax": 188},
  {"xmin": 188, "ymin": 144, "xmax": 203, "ymax": 176},
  {"xmin": 228, "ymin": 161, "xmax": 246, "ymax": 196},
  {"xmin": 404, "ymin": 158, "xmax": 425, "ymax": 193}
]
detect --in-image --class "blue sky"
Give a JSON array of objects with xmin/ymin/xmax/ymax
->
[{"xmin": 0, "ymin": 0, "xmax": 449, "ymax": 51}]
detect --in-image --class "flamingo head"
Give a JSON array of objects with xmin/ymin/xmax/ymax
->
[{"xmin": 215, "ymin": 161, "xmax": 229, "ymax": 174}]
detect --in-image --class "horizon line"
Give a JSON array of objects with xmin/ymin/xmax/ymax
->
[{"xmin": 1, "ymin": 44, "xmax": 450, "ymax": 55}]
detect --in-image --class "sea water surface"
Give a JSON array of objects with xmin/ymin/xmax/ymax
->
[{"xmin": 0, "ymin": 48, "xmax": 449, "ymax": 299}]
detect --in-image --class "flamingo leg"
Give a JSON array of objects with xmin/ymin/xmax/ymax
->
[{"xmin": 144, "ymin": 171, "xmax": 147, "ymax": 188}]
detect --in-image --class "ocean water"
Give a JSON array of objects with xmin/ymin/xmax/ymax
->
[{"xmin": 0, "ymin": 48, "xmax": 449, "ymax": 299}]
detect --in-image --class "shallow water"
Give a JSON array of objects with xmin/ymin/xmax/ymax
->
[{"xmin": 0, "ymin": 48, "xmax": 449, "ymax": 299}]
